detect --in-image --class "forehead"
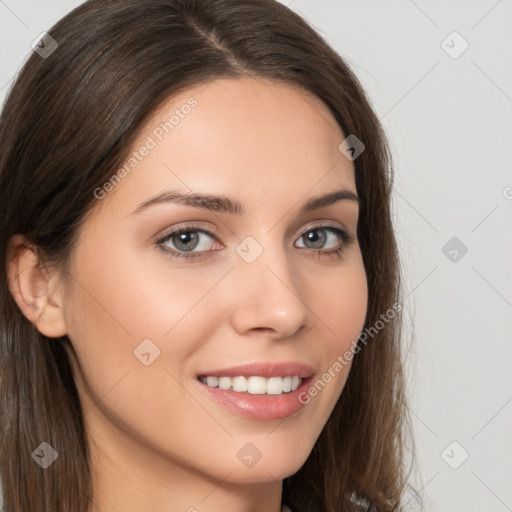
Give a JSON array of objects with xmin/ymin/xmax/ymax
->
[{"xmin": 97, "ymin": 76, "xmax": 356, "ymax": 217}]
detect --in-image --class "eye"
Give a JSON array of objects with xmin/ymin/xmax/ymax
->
[
  {"xmin": 156, "ymin": 225, "xmax": 219, "ymax": 261},
  {"xmin": 296, "ymin": 225, "xmax": 349, "ymax": 250},
  {"xmin": 155, "ymin": 222, "xmax": 354, "ymax": 261},
  {"xmin": 295, "ymin": 223, "xmax": 354, "ymax": 260}
]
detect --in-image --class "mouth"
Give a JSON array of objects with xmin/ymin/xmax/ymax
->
[
  {"xmin": 195, "ymin": 361, "xmax": 315, "ymax": 420},
  {"xmin": 197, "ymin": 375, "xmax": 303, "ymax": 395}
]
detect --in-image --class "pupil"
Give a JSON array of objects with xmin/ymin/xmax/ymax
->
[
  {"xmin": 306, "ymin": 229, "xmax": 325, "ymax": 249},
  {"xmin": 175, "ymin": 231, "xmax": 198, "ymax": 251}
]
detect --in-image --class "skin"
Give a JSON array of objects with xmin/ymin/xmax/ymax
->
[{"xmin": 7, "ymin": 76, "xmax": 368, "ymax": 512}]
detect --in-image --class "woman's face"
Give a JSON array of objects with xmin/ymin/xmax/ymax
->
[{"xmin": 59, "ymin": 76, "xmax": 367, "ymax": 488}]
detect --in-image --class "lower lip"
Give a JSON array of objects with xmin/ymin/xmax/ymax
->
[{"xmin": 196, "ymin": 377, "xmax": 313, "ymax": 420}]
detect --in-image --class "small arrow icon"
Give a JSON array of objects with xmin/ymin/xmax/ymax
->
[
  {"xmin": 338, "ymin": 134, "xmax": 365, "ymax": 161},
  {"xmin": 440, "ymin": 31, "xmax": 469, "ymax": 59},
  {"xmin": 31, "ymin": 442, "xmax": 58, "ymax": 468},
  {"xmin": 237, "ymin": 441, "xmax": 263, "ymax": 468},
  {"xmin": 134, "ymin": 339, "xmax": 161, "ymax": 366},
  {"xmin": 442, "ymin": 236, "xmax": 467, "ymax": 263},
  {"xmin": 441, "ymin": 441, "xmax": 469, "ymax": 469},
  {"xmin": 235, "ymin": 236, "xmax": 263, "ymax": 263},
  {"xmin": 31, "ymin": 32, "xmax": 58, "ymax": 59}
]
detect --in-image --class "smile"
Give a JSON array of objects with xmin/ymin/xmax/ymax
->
[{"xmin": 198, "ymin": 375, "xmax": 302, "ymax": 395}]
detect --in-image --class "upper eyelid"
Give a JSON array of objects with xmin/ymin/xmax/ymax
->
[{"xmin": 154, "ymin": 223, "xmax": 219, "ymax": 244}]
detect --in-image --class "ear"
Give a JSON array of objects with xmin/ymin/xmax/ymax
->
[{"xmin": 6, "ymin": 234, "xmax": 68, "ymax": 338}]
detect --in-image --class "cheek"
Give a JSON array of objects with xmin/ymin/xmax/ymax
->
[
  {"xmin": 62, "ymin": 237, "xmax": 231, "ymax": 417},
  {"xmin": 65, "ymin": 230, "xmax": 222, "ymax": 348},
  {"xmin": 319, "ymin": 256, "xmax": 368, "ymax": 350},
  {"xmin": 62, "ymin": 248, "xmax": 234, "ymax": 474},
  {"xmin": 299, "ymin": 256, "xmax": 368, "ymax": 409}
]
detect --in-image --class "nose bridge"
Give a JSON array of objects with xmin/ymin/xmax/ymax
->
[{"xmin": 229, "ymin": 232, "xmax": 309, "ymax": 337}]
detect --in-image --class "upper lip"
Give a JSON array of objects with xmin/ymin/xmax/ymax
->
[{"xmin": 197, "ymin": 361, "xmax": 315, "ymax": 379}]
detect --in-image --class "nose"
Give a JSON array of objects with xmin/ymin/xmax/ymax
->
[{"xmin": 228, "ymin": 241, "xmax": 310, "ymax": 340}]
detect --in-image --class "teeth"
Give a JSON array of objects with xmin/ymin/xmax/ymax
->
[
  {"xmin": 206, "ymin": 376, "xmax": 219, "ymax": 387},
  {"xmin": 248, "ymin": 376, "xmax": 267, "ymax": 394},
  {"xmin": 266, "ymin": 377, "xmax": 283, "ymax": 395},
  {"xmin": 232, "ymin": 376, "xmax": 248, "ymax": 392},
  {"xmin": 218, "ymin": 376, "xmax": 231, "ymax": 390},
  {"xmin": 198, "ymin": 375, "xmax": 303, "ymax": 395}
]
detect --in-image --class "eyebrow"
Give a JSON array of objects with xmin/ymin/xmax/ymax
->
[{"xmin": 129, "ymin": 188, "xmax": 359, "ymax": 217}]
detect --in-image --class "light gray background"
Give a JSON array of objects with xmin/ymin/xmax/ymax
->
[{"xmin": 1, "ymin": 1, "xmax": 511, "ymax": 511}]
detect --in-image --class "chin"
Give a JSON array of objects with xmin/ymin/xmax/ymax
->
[{"xmin": 222, "ymin": 451, "xmax": 310, "ymax": 484}]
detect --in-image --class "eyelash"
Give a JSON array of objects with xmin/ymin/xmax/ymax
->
[{"xmin": 155, "ymin": 222, "xmax": 355, "ymax": 262}]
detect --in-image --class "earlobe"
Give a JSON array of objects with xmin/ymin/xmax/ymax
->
[{"xmin": 6, "ymin": 234, "xmax": 68, "ymax": 338}]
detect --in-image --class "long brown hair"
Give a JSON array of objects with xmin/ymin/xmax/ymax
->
[{"xmin": 0, "ymin": 1, "xmax": 417, "ymax": 510}]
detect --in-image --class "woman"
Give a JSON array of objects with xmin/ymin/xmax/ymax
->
[{"xmin": 0, "ymin": 0, "xmax": 416, "ymax": 511}]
